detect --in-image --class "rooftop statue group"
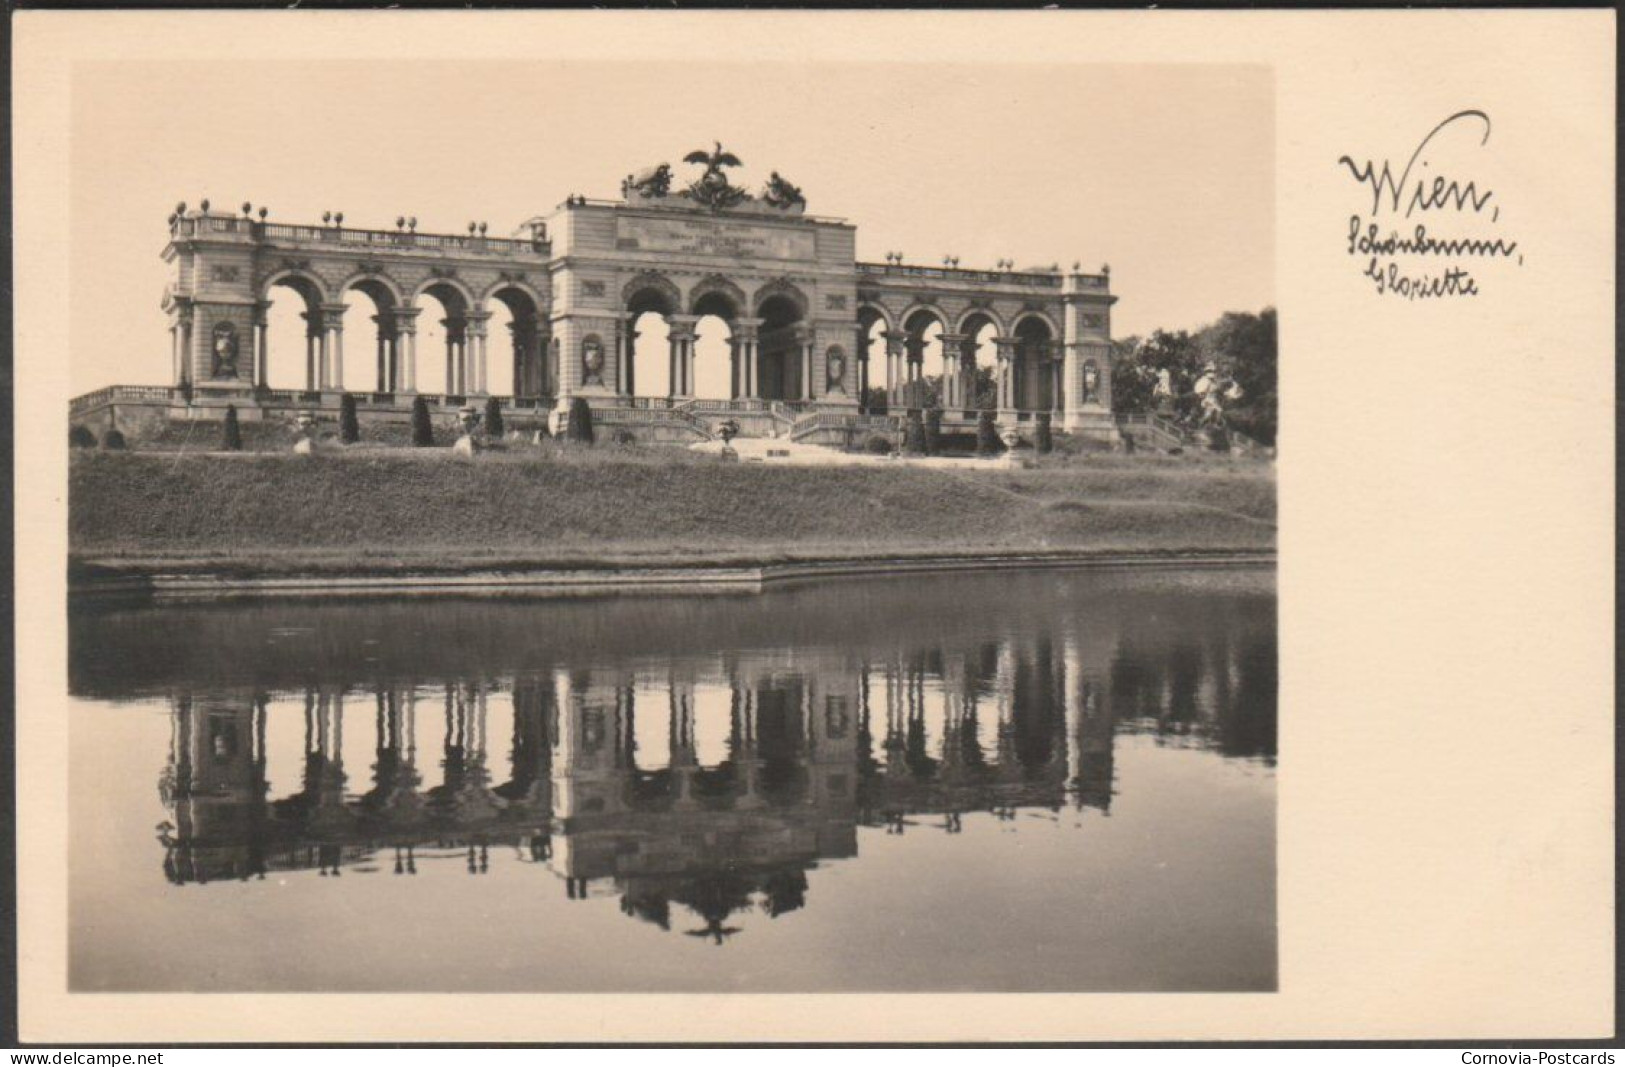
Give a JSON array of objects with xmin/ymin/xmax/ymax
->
[{"xmin": 622, "ymin": 142, "xmax": 807, "ymax": 215}]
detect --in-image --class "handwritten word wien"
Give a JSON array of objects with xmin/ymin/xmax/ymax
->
[{"xmin": 1337, "ymin": 109, "xmax": 1522, "ymax": 300}]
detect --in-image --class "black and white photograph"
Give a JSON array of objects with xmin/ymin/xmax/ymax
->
[
  {"xmin": 10, "ymin": 7, "xmax": 1614, "ymax": 1047},
  {"xmin": 63, "ymin": 58, "xmax": 1278, "ymax": 994}
]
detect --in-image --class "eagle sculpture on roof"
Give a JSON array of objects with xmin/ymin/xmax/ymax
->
[
  {"xmin": 682, "ymin": 142, "xmax": 750, "ymax": 209},
  {"xmin": 683, "ymin": 141, "xmax": 743, "ymax": 175}
]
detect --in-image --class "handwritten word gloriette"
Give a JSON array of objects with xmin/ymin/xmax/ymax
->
[{"xmin": 1337, "ymin": 110, "xmax": 1522, "ymax": 301}]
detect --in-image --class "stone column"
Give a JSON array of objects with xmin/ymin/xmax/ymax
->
[
  {"xmin": 509, "ymin": 322, "xmax": 524, "ymax": 398},
  {"xmin": 937, "ymin": 332, "xmax": 966, "ymax": 409},
  {"xmin": 252, "ymin": 303, "xmax": 269, "ymax": 390},
  {"xmin": 393, "ymin": 307, "xmax": 420, "ymax": 394},
  {"xmin": 374, "ymin": 318, "xmax": 389, "ymax": 392},
  {"xmin": 443, "ymin": 318, "xmax": 466, "ymax": 395},
  {"xmin": 613, "ymin": 318, "xmax": 629, "ymax": 397},
  {"xmin": 320, "ymin": 304, "xmax": 347, "ymax": 392},
  {"xmin": 666, "ymin": 315, "xmax": 698, "ymax": 399},
  {"xmin": 855, "ymin": 326, "xmax": 870, "ymax": 407},
  {"xmin": 536, "ymin": 324, "xmax": 554, "ymax": 399},
  {"xmin": 179, "ymin": 314, "xmax": 194, "ymax": 388},
  {"xmin": 301, "ymin": 312, "xmax": 320, "ymax": 391},
  {"xmin": 467, "ymin": 312, "xmax": 491, "ymax": 396},
  {"xmin": 960, "ymin": 340, "xmax": 981, "ymax": 413},
  {"xmin": 882, "ymin": 329, "xmax": 908, "ymax": 407},
  {"xmin": 797, "ymin": 327, "xmax": 816, "ymax": 401},
  {"xmin": 993, "ymin": 337, "xmax": 1020, "ymax": 414},
  {"xmin": 733, "ymin": 318, "xmax": 762, "ymax": 400}
]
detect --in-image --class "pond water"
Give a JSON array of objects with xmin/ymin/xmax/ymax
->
[{"xmin": 68, "ymin": 567, "xmax": 1276, "ymax": 993}]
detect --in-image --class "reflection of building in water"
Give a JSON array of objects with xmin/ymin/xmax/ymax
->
[
  {"xmin": 159, "ymin": 677, "xmax": 554, "ymax": 884},
  {"xmin": 153, "ymin": 627, "xmax": 1269, "ymax": 935}
]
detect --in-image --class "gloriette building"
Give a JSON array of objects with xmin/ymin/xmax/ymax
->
[{"xmin": 71, "ymin": 144, "xmax": 1119, "ymax": 445}]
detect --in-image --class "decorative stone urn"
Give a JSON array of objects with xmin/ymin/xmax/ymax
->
[
  {"xmin": 292, "ymin": 411, "xmax": 318, "ymax": 454},
  {"xmin": 452, "ymin": 405, "xmax": 482, "ymax": 456}
]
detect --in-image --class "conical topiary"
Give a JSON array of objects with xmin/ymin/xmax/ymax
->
[
  {"xmin": 411, "ymin": 396, "xmax": 434, "ymax": 447},
  {"xmin": 904, "ymin": 409, "xmax": 926, "ymax": 454},
  {"xmin": 484, "ymin": 396, "xmax": 505, "ymax": 439},
  {"xmin": 975, "ymin": 411, "xmax": 1000, "ymax": 456},
  {"xmin": 1034, "ymin": 412, "xmax": 1053, "ymax": 454},
  {"xmin": 339, "ymin": 393, "xmax": 360, "ymax": 444},
  {"xmin": 222, "ymin": 404, "xmax": 244, "ymax": 451},
  {"xmin": 566, "ymin": 397, "xmax": 594, "ymax": 444},
  {"xmin": 923, "ymin": 408, "xmax": 942, "ymax": 456}
]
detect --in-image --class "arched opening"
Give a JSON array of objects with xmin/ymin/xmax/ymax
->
[
  {"xmin": 487, "ymin": 287, "xmax": 544, "ymax": 399},
  {"xmin": 341, "ymin": 278, "xmax": 400, "ymax": 394},
  {"xmin": 691, "ymin": 289, "xmax": 739, "ymax": 401},
  {"xmin": 1014, "ymin": 315, "xmax": 1057, "ymax": 412},
  {"xmin": 960, "ymin": 312, "xmax": 1002, "ymax": 414},
  {"xmin": 857, "ymin": 308, "xmax": 888, "ymax": 413},
  {"xmin": 900, "ymin": 308, "xmax": 945, "ymax": 411},
  {"xmin": 414, "ymin": 282, "xmax": 471, "ymax": 396},
  {"xmin": 626, "ymin": 280, "xmax": 679, "ymax": 400},
  {"xmin": 262, "ymin": 273, "xmax": 324, "ymax": 392},
  {"xmin": 756, "ymin": 291, "xmax": 806, "ymax": 402}
]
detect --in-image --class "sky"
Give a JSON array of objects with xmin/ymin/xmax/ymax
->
[{"xmin": 70, "ymin": 60, "xmax": 1273, "ymax": 394}]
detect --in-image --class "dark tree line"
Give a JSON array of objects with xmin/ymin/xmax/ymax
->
[{"xmin": 1112, "ymin": 307, "xmax": 1277, "ymax": 446}]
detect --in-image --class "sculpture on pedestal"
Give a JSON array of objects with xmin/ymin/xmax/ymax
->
[{"xmin": 211, "ymin": 323, "xmax": 239, "ymax": 379}]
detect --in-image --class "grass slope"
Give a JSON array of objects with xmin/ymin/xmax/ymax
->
[{"xmin": 70, "ymin": 450, "xmax": 1275, "ymax": 573}]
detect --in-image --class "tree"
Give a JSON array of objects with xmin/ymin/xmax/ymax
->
[
  {"xmin": 566, "ymin": 396, "xmax": 595, "ymax": 444},
  {"xmin": 975, "ymin": 411, "xmax": 1001, "ymax": 456},
  {"xmin": 69, "ymin": 425, "xmax": 96, "ymax": 449},
  {"xmin": 484, "ymin": 396, "xmax": 505, "ymax": 439},
  {"xmin": 1034, "ymin": 412, "xmax": 1053, "ymax": 454},
  {"xmin": 903, "ymin": 409, "xmax": 926, "ymax": 454},
  {"xmin": 968, "ymin": 365, "xmax": 999, "ymax": 411},
  {"xmin": 222, "ymin": 404, "xmax": 243, "ymax": 451},
  {"xmin": 902, "ymin": 375, "xmax": 942, "ymax": 412},
  {"xmin": 923, "ymin": 408, "xmax": 942, "ymax": 456},
  {"xmin": 411, "ymin": 396, "xmax": 434, "ymax": 447},
  {"xmin": 1197, "ymin": 307, "xmax": 1277, "ymax": 445},
  {"xmin": 1107, "ymin": 309, "xmax": 1277, "ymax": 445},
  {"xmin": 339, "ymin": 393, "xmax": 360, "ymax": 444},
  {"xmin": 862, "ymin": 386, "xmax": 889, "ymax": 415}
]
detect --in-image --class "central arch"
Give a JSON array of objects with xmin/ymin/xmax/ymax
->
[
  {"xmin": 753, "ymin": 279, "xmax": 809, "ymax": 402},
  {"xmin": 690, "ymin": 281, "xmax": 744, "ymax": 401}
]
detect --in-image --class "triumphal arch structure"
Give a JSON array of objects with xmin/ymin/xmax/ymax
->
[{"xmin": 72, "ymin": 143, "xmax": 1119, "ymax": 445}]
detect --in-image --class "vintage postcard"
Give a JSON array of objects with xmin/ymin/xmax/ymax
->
[{"xmin": 11, "ymin": 8, "xmax": 1615, "ymax": 1044}]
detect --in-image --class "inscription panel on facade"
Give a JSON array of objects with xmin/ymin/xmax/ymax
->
[{"xmin": 616, "ymin": 216, "xmax": 816, "ymax": 261}]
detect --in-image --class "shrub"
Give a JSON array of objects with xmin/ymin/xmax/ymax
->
[
  {"xmin": 484, "ymin": 396, "xmax": 505, "ymax": 438},
  {"xmin": 1034, "ymin": 412, "xmax": 1053, "ymax": 454},
  {"xmin": 975, "ymin": 411, "xmax": 1001, "ymax": 456},
  {"xmin": 222, "ymin": 405, "xmax": 243, "ymax": 451},
  {"xmin": 69, "ymin": 425, "xmax": 97, "ymax": 449},
  {"xmin": 923, "ymin": 408, "xmax": 942, "ymax": 456},
  {"xmin": 565, "ymin": 397, "xmax": 595, "ymax": 444},
  {"xmin": 864, "ymin": 433, "xmax": 892, "ymax": 455},
  {"xmin": 339, "ymin": 394, "xmax": 360, "ymax": 444},
  {"xmin": 101, "ymin": 428, "xmax": 127, "ymax": 451},
  {"xmin": 411, "ymin": 396, "xmax": 434, "ymax": 447},
  {"xmin": 612, "ymin": 428, "xmax": 636, "ymax": 447},
  {"xmin": 903, "ymin": 409, "xmax": 926, "ymax": 454}
]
